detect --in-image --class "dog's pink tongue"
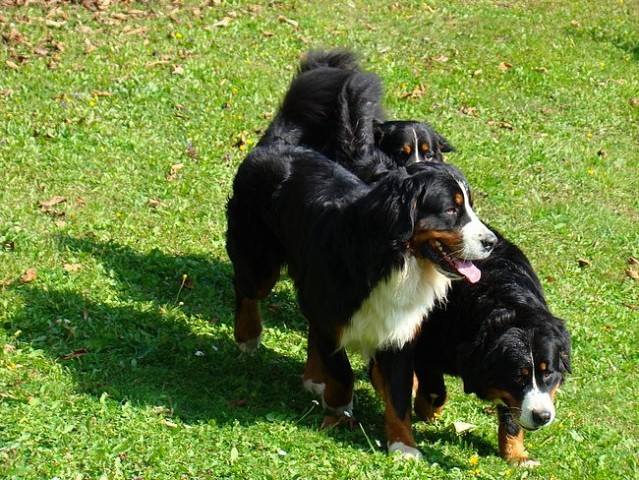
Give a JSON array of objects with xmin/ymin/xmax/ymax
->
[{"xmin": 453, "ymin": 259, "xmax": 481, "ymax": 283}]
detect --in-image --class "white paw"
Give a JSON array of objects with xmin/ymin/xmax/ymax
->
[
  {"xmin": 238, "ymin": 334, "xmax": 261, "ymax": 354},
  {"xmin": 388, "ymin": 442, "xmax": 423, "ymax": 460},
  {"xmin": 517, "ymin": 457, "xmax": 541, "ymax": 468},
  {"xmin": 321, "ymin": 396, "xmax": 353, "ymax": 417},
  {"xmin": 303, "ymin": 378, "xmax": 325, "ymax": 396}
]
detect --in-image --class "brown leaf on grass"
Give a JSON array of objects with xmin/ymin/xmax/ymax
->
[
  {"xmin": 399, "ymin": 83, "xmax": 427, "ymax": 100},
  {"xmin": 5, "ymin": 60, "xmax": 19, "ymax": 70},
  {"xmin": 59, "ymin": 348, "xmax": 88, "ymax": 360},
  {"xmin": 626, "ymin": 257, "xmax": 639, "ymax": 280},
  {"xmin": 84, "ymin": 38, "xmax": 97, "ymax": 53},
  {"xmin": 2, "ymin": 29, "xmax": 24, "ymax": 46},
  {"xmin": 167, "ymin": 163, "xmax": 185, "ymax": 181},
  {"xmin": 147, "ymin": 198, "xmax": 166, "ymax": 208},
  {"xmin": 39, "ymin": 196, "xmax": 67, "ymax": 209},
  {"xmin": 19, "ymin": 268, "xmax": 37, "ymax": 284},
  {"xmin": 63, "ymin": 263, "xmax": 82, "ymax": 272},
  {"xmin": 487, "ymin": 120, "xmax": 514, "ymax": 130},
  {"xmin": 211, "ymin": 17, "xmax": 232, "ymax": 28},
  {"xmin": 278, "ymin": 15, "xmax": 299, "ymax": 28},
  {"xmin": 497, "ymin": 62, "xmax": 513, "ymax": 71},
  {"xmin": 578, "ymin": 258, "xmax": 591, "ymax": 268},
  {"xmin": 570, "ymin": 20, "xmax": 581, "ymax": 28},
  {"xmin": 630, "ymin": 98, "xmax": 639, "ymax": 107},
  {"xmin": 431, "ymin": 54, "xmax": 449, "ymax": 63},
  {"xmin": 459, "ymin": 106, "xmax": 479, "ymax": 117},
  {"xmin": 172, "ymin": 64, "xmax": 184, "ymax": 75}
]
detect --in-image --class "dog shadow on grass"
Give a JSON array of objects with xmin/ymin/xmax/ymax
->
[{"xmin": 6, "ymin": 234, "xmax": 483, "ymax": 469}]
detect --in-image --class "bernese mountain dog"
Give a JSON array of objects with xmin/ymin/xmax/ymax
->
[
  {"xmin": 413, "ymin": 229, "xmax": 571, "ymax": 466},
  {"xmin": 259, "ymin": 49, "xmax": 454, "ymax": 181},
  {"xmin": 226, "ymin": 142, "xmax": 498, "ymax": 458}
]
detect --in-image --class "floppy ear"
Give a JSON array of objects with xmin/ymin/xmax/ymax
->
[
  {"xmin": 457, "ymin": 308, "xmax": 516, "ymax": 394},
  {"xmin": 555, "ymin": 317, "xmax": 572, "ymax": 374},
  {"xmin": 436, "ymin": 132, "xmax": 454, "ymax": 153}
]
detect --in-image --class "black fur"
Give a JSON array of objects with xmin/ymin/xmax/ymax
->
[
  {"xmin": 413, "ymin": 229, "xmax": 571, "ymax": 464},
  {"xmin": 226, "ymin": 140, "xmax": 495, "ymax": 456},
  {"xmin": 260, "ymin": 49, "xmax": 453, "ymax": 181}
]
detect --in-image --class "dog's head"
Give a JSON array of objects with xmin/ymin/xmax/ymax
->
[
  {"xmin": 374, "ymin": 121, "xmax": 454, "ymax": 166},
  {"xmin": 461, "ymin": 309, "xmax": 572, "ymax": 430},
  {"xmin": 388, "ymin": 163, "xmax": 497, "ymax": 282}
]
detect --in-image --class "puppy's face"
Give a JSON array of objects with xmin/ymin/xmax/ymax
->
[
  {"xmin": 375, "ymin": 121, "xmax": 454, "ymax": 166},
  {"xmin": 405, "ymin": 164, "xmax": 496, "ymax": 283},
  {"xmin": 484, "ymin": 321, "xmax": 572, "ymax": 430}
]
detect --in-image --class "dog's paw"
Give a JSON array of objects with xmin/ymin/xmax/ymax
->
[
  {"xmin": 302, "ymin": 378, "xmax": 326, "ymax": 396},
  {"xmin": 238, "ymin": 334, "xmax": 261, "ymax": 354},
  {"xmin": 516, "ymin": 457, "xmax": 540, "ymax": 468},
  {"xmin": 507, "ymin": 456, "xmax": 540, "ymax": 468},
  {"xmin": 388, "ymin": 442, "xmax": 423, "ymax": 460},
  {"xmin": 321, "ymin": 397, "xmax": 353, "ymax": 418}
]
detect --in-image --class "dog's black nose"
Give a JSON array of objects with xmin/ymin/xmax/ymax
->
[
  {"xmin": 532, "ymin": 409, "xmax": 552, "ymax": 426},
  {"xmin": 480, "ymin": 231, "xmax": 498, "ymax": 252}
]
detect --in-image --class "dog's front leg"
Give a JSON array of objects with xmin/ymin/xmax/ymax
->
[
  {"xmin": 497, "ymin": 406, "xmax": 539, "ymax": 467},
  {"xmin": 371, "ymin": 345, "xmax": 422, "ymax": 459}
]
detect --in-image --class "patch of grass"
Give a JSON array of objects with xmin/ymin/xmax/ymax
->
[{"xmin": 1, "ymin": 1, "xmax": 638, "ymax": 478}]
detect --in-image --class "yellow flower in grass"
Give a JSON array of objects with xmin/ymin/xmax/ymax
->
[{"xmin": 469, "ymin": 454, "xmax": 480, "ymax": 466}]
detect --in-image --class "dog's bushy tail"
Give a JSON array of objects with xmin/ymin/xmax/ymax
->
[{"xmin": 299, "ymin": 49, "xmax": 362, "ymax": 73}]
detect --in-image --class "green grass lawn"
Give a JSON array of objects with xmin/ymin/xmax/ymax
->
[{"xmin": 1, "ymin": 0, "xmax": 638, "ymax": 478}]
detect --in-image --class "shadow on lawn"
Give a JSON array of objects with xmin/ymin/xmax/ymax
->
[{"xmin": 6, "ymin": 234, "xmax": 487, "ymax": 468}]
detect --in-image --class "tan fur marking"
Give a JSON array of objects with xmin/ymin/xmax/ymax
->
[
  {"xmin": 498, "ymin": 422, "xmax": 529, "ymax": 463},
  {"xmin": 414, "ymin": 391, "xmax": 446, "ymax": 422},
  {"xmin": 371, "ymin": 363, "xmax": 416, "ymax": 448},
  {"xmin": 234, "ymin": 299, "xmax": 262, "ymax": 344}
]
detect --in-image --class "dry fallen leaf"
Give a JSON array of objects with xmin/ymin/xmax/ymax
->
[
  {"xmin": 5, "ymin": 60, "xmax": 19, "ymax": 70},
  {"xmin": 629, "ymin": 98, "xmax": 639, "ymax": 107},
  {"xmin": 63, "ymin": 263, "xmax": 82, "ymax": 272},
  {"xmin": 626, "ymin": 257, "xmax": 639, "ymax": 280},
  {"xmin": 578, "ymin": 258, "xmax": 591, "ymax": 268},
  {"xmin": 172, "ymin": 64, "xmax": 184, "ymax": 75},
  {"xmin": 459, "ymin": 106, "xmax": 479, "ymax": 117},
  {"xmin": 59, "ymin": 348, "xmax": 88, "ymax": 360},
  {"xmin": 452, "ymin": 421, "xmax": 477, "ymax": 433},
  {"xmin": 39, "ymin": 196, "xmax": 67, "ymax": 209},
  {"xmin": 399, "ymin": 83, "xmax": 427, "ymax": 100},
  {"xmin": 19, "ymin": 268, "xmax": 37, "ymax": 284},
  {"xmin": 147, "ymin": 198, "xmax": 166, "ymax": 208},
  {"xmin": 487, "ymin": 120, "xmax": 514, "ymax": 130},
  {"xmin": 211, "ymin": 17, "xmax": 232, "ymax": 28},
  {"xmin": 278, "ymin": 15, "xmax": 299, "ymax": 28},
  {"xmin": 497, "ymin": 62, "xmax": 513, "ymax": 71},
  {"xmin": 167, "ymin": 163, "xmax": 185, "ymax": 181}
]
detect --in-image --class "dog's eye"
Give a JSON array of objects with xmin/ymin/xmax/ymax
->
[
  {"xmin": 542, "ymin": 370, "xmax": 552, "ymax": 380},
  {"xmin": 446, "ymin": 207, "xmax": 458, "ymax": 216},
  {"xmin": 402, "ymin": 144, "xmax": 412, "ymax": 155}
]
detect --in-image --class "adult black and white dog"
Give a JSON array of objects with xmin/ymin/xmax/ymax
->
[{"xmin": 226, "ymin": 139, "xmax": 497, "ymax": 457}]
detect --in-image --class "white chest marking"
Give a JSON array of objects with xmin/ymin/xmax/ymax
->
[{"xmin": 340, "ymin": 257, "xmax": 450, "ymax": 360}]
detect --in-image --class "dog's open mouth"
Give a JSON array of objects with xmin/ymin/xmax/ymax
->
[{"xmin": 420, "ymin": 239, "xmax": 482, "ymax": 283}]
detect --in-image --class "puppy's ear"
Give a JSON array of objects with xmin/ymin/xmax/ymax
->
[
  {"xmin": 556, "ymin": 319, "xmax": 572, "ymax": 374},
  {"xmin": 436, "ymin": 133, "xmax": 454, "ymax": 153}
]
